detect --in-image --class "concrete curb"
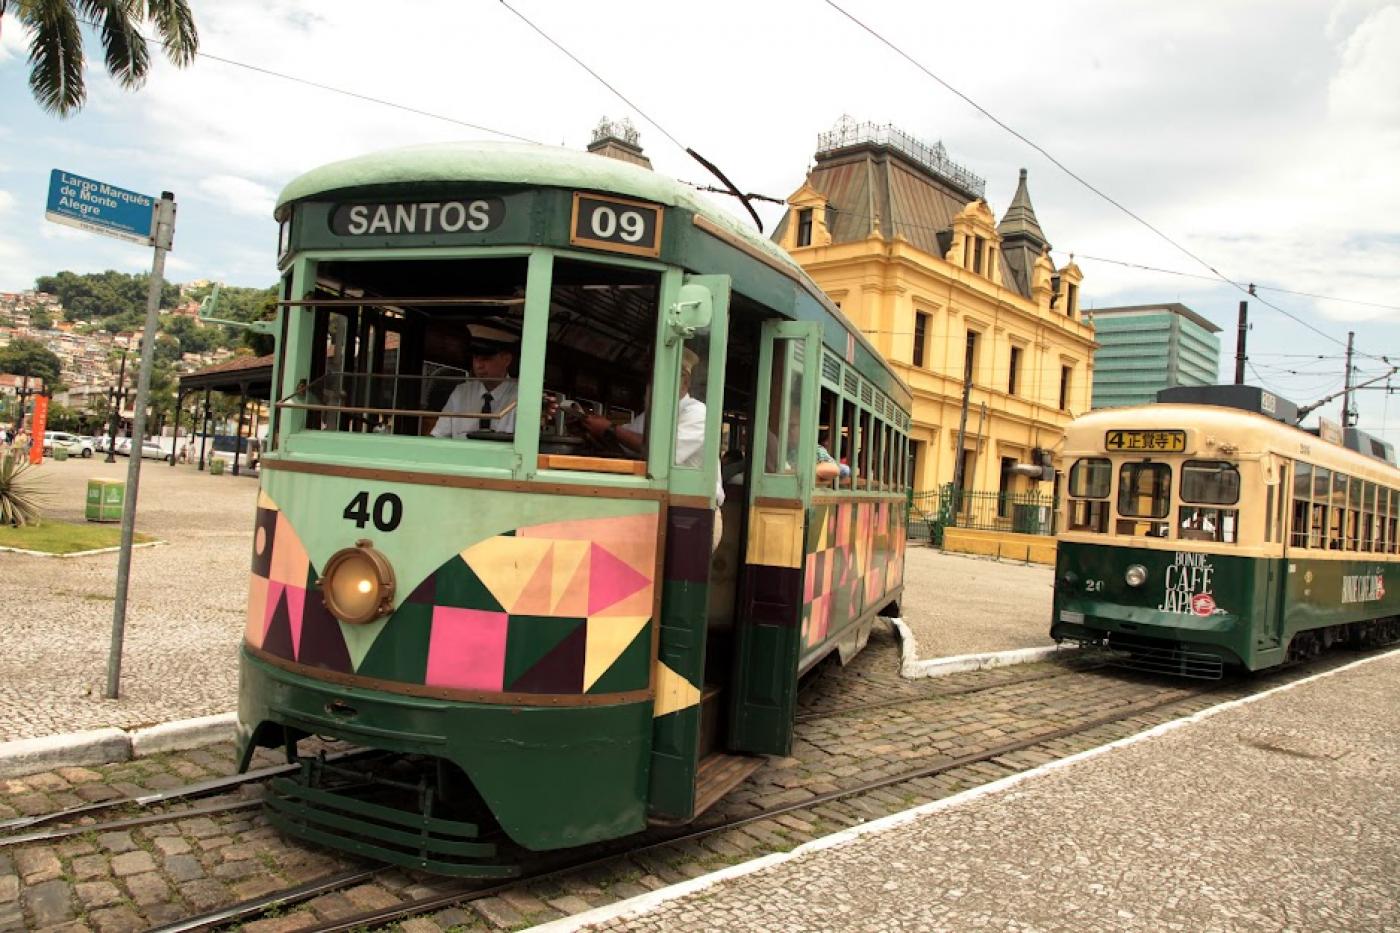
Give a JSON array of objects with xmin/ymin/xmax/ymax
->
[
  {"xmin": 888, "ymin": 616, "xmax": 1075, "ymax": 679},
  {"xmin": 0, "ymin": 712, "xmax": 236, "ymax": 780},
  {"xmin": 529, "ymin": 645, "xmax": 1400, "ymax": 933},
  {"xmin": 0, "ymin": 540, "xmax": 165, "ymax": 559}
]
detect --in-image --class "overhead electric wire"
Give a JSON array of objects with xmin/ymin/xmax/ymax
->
[
  {"xmin": 819, "ymin": 0, "xmax": 1389, "ymax": 361},
  {"xmin": 64, "ymin": 13, "xmax": 538, "ymax": 143},
  {"xmin": 496, "ymin": 0, "xmax": 765, "ymax": 230}
]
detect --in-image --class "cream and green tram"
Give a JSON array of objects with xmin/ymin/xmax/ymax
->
[{"xmin": 1052, "ymin": 392, "xmax": 1400, "ymax": 677}]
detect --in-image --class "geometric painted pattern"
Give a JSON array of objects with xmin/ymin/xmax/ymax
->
[
  {"xmin": 246, "ymin": 493, "xmax": 658, "ymax": 699},
  {"xmin": 801, "ymin": 500, "xmax": 906, "ymax": 650}
]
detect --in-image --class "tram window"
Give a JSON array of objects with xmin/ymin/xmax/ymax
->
[
  {"xmin": 764, "ymin": 339, "xmax": 801, "ymax": 475},
  {"xmin": 1117, "ymin": 462, "xmax": 1170, "ymax": 516},
  {"xmin": 1330, "ymin": 474, "xmax": 1348, "ymax": 550},
  {"xmin": 857, "ymin": 409, "xmax": 874, "ymax": 488},
  {"xmin": 1347, "ymin": 476, "xmax": 1363, "ymax": 550},
  {"xmin": 1066, "ymin": 458, "xmax": 1110, "ymax": 534},
  {"xmin": 1362, "ymin": 482, "xmax": 1377, "ymax": 552},
  {"xmin": 1180, "ymin": 461, "xmax": 1240, "ymax": 505},
  {"xmin": 838, "ymin": 398, "xmax": 857, "ymax": 488},
  {"xmin": 1068, "ymin": 458, "xmax": 1111, "ymax": 498},
  {"xmin": 1390, "ymin": 489, "xmax": 1399, "ymax": 554},
  {"xmin": 1291, "ymin": 462, "xmax": 1311, "ymax": 548},
  {"xmin": 1312, "ymin": 467, "xmax": 1332, "ymax": 548},
  {"xmin": 1179, "ymin": 507, "xmax": 1237, "ymax": 543},
  {"xmin": 1265, "ymin": 485, "xmax": 1274, "ymax": 544},
  {"xmin": 541, "ymin": 259, "xmax": 661, "ymax": 466}
]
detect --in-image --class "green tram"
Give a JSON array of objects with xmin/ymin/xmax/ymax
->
[
  {"xmin": 237, "ymin": 142, "xmax": 911, "ymax": 875},
  {"xmin": 1052, "ymin": 387, "xmax": 1400, "ymax": 677}
]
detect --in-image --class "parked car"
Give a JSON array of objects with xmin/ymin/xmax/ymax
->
[
  {"xmin": 42, "ymin": 431, "xmax": 95, "ymax": 458},
  {"xmin": 115, "ymin": 438, "xmax": 167, "ymax": 460}
]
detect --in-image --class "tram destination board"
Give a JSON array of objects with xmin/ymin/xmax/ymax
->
[
  {"xmin": 570, "ymin": 192, "xmax": 663, "ymax": 257},
  {"xmin": 1105, "ymin": 429, "xmax": 1186, "ymax": 452}
]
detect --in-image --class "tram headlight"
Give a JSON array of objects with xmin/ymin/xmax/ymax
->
[
  {"xmin": 1124, "ymin": 564, "xmax": 1148, "ymax": 588},
  {"xmin": 321, "ymin": 540, "xmax": 396, "ymax": 624}
]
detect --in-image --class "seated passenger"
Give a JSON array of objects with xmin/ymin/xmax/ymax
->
[
  {"xmin": 432, "ymin": 324, "xmax": 519, "ymax": 438},
  {"xmin": 816, "ymin": 431, "xmax": 845, "ymax": 483}
]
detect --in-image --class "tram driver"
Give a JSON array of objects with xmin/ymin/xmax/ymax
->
[{"xmin": 431, "ymin": 324, "xmax": 520, "ymax": 438}]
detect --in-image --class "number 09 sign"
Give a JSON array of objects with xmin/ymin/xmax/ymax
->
[{"xmin": 570, "ymin": 192, "xmax": 663, "ymax": 258}]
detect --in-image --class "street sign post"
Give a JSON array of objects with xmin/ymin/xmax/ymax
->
[
  {"xmin": 44, "ymin": 169, "xmax": 177, "ymax": 699},
  {"xmin": 45, "ymin": 170, "xmax": 161, "ymax": 246}
]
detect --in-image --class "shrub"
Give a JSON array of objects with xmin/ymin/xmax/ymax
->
[{"xmin": 0, "ymin": 451, "xmax": 48, "ymax": 527}]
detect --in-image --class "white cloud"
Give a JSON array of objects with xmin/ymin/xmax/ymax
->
[
  {"xmin": 196, "ymin": 175, "xmax": 276, "ymax": 218},
  {"xmin": 0, "ymin": 190, "xmax": 14, "ymax": 213}
]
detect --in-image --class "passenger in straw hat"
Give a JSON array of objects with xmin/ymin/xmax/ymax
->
[{"xmin": 431, "ymin": 323, "xmax": 521, "ymax": 438}]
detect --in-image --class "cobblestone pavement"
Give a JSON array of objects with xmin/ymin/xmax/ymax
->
[
  {"xmin": 2, "ymin": 625, "xmax": 1376, "ymax": 932},
  {"xmin": 579, "ymin": 651, "xmax": 1400, "ymax": 933},
  {"xmin": 0, "ymin": 457, "xmax": 256, "ymax": 741},
  {"xmin": 899, "ymin": 546, "xmax": 1055, "ymax": 656}
]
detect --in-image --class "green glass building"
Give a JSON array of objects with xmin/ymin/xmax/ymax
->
[{"xmin": 1088, "ymin": 303, "xmax": 1222, "ymax": 409}]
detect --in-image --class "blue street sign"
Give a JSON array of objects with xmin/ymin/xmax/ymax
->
[{"xmin": 45, "ymin": 169, "xmax": 157, "ymax": 245}]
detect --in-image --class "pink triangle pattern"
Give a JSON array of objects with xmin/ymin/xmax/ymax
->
[
  {"xmin": 587, "ymin": 543, "xmax": 652, "ymax": 616},
  {"xmin": 285, "ymin": 586, "xmax": 307, "ymax": 658}
]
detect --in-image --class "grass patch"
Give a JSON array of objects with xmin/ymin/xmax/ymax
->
[{"xmin": 0, "ymin": 520, "xmax": 154, "ymax": 554}]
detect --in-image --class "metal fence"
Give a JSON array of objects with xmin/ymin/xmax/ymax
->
[{"xmin": 907, "ymin": 486, "xmax": 1059, "ymax": 544}]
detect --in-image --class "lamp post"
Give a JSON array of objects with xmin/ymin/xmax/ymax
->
[{"xmin": 104, "ymin": 348, "xmax": 130, "ymax": 463}]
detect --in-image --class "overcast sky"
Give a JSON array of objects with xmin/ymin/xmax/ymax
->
[{"xmin": 1, "ymin": 0, "xmax": 1398, "ymax": 432}]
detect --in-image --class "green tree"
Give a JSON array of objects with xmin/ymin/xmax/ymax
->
[
  {"xmin": 0, "ymin": 338, "xmax": 62, "ymax": 389},
  {"xmin": 7, "ymin": 0, "xmax": 198, "ymax": 117},
  {"xmin": 29, "ymin": 307, "xmax": 54, "ymax": 330}
]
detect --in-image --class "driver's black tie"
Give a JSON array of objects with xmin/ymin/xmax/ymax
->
[{"xmin": 479, "ymin": 392, "xmax": 493, "ymax": 432}]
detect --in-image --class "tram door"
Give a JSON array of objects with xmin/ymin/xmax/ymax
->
[
  {"xmin": 730, "ymin": 320, "xmax": 821, "ymax": 755},
  {"xmin": 1260, "ymin": 462, "xmax": 1288, "ymax": 654}
]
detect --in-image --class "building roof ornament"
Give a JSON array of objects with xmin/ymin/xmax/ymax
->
[
  {"xmin": 997, "ymin": 168, "xmax": 1048, "ymax": 247},
  {"xmin": 817, "ymin": 115, "xmax": 986, "ymax": 200}
]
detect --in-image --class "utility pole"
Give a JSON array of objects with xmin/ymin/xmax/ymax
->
[
  {"xmin": 1234, "ymin": 300, "xmax": 1248, "ymax": 385},
  {"xmin": 951, "ymin": 362, "xmax": 973, "ymax": 502},
  {"xmin": 104, "ymin": 348, "xmax": 129, "ymax": 463},
  {"xmin": 1343, "ymin": 331, "xmax": 1356, "ymax": 428}
]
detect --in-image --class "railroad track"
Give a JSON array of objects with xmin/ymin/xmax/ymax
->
[{"xmin": 151, "ymin": 671, "xmax": 1234, "ymax": 932}]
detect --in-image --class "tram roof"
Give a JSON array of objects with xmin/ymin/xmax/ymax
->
[
  {"xmin": 277, "ymin": 141, "xmax": 801, "ymax": 275},
  {"xmin": 276, "ymin": 141, "xmax": 909, "ymax": 404},
  {"xmin": 1067, "ymin": 403, "xmax": 1400, "ymax": 479}
]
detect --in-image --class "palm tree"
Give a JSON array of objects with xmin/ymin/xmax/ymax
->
[{"xmin": 3, "ymin": 0, "xmax": 198, "ymax": 117}]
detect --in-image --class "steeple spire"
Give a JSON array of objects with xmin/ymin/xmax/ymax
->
[{"xmin": 997, "ymin": 168, "xmax": 1048, "ymax": 247}]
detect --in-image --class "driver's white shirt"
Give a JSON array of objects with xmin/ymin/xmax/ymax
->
[
  {"xmin": 625, "ymin": 394, "xmax": 724, "ymax": 505},
  {"xmin": 432, "ymin": 379, "xmax": 518, "ymax": 437}
]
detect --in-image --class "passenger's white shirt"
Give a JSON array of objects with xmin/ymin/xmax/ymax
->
[
  {"xmin": 626, "ymin": 394, "xmax": 724, "ymax": 505},
  {"xmin": 432, "ymin": 379, "xmax": 518, "ymax": 438}
]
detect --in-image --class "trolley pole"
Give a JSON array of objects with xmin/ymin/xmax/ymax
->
[
  {"xmin": 1343, "ymin": 331, "xmax": 1356, "ymax": 428},
  {"xmin": 106, "ymin": 192, "xmax": 177, "ymax": 700},
  {"xmin": 1234, "ymin": 301, "xmax": 1248, "ymax": 385}
]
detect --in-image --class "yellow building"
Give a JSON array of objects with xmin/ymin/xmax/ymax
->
[{"xmin": 773, "ymin": 119, "xmax": 1096, "ymax": 508}]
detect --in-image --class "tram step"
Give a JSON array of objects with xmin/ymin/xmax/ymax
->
[
  {"xmin": 698, "ymin": 684, "xmax": 723, "ymax": 757},
  {"xmin": 693, "ymin": 752, "xmax": 764, "ymax": 817}
]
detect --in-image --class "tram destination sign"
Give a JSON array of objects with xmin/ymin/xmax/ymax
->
[
  {"xmin": 1105, "ymin": 429, "xmax": 1187, "ymax": 453},
  {"xmin": 331, "ymin": 197, "xmax": 506, "ymax": 236},
  {"xmin": 570, "ymin": 192, "xmax": 663, "ymax": 258},
  {"xmin": 45, "ymin": 170, "xmax": 157, "ymax": 245}
]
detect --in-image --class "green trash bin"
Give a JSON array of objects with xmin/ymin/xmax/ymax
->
[
  {"xmin": 86, "ymin": 479, "xmax": 125, "ymax": 522},
  {"xmin": 209, "ymin": 457, "xmax": 226, "ymax": 476},
  {"xmin": 52, "ymin": 446, "xmax": 69, "ymax": 462}
]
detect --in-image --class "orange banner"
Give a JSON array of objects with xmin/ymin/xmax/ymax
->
[{"xmin": 29, "ymin": 395, "xmax": 49, "ymax": 465}]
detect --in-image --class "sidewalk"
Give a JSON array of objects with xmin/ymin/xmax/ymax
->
[{"xmin": 547, "ymin": 648, "xmax": 1400, "ymax": 933}]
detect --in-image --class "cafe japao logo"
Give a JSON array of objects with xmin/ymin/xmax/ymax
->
[{"xmin": 1159, "ymin": 552, "xmax": 1224, "ymax": 617}]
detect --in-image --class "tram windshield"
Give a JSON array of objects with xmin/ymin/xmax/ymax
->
[{"xmin": 281, "ymin": 256, "xmax": 662, "ymax": 461}]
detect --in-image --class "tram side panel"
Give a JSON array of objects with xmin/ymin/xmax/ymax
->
[
  {"xmin": 238, "ymin": 469, "xmax": 661, "ymax": 851},
  {"xmin": 799, "ymin": 499, "xmax": 906, "ymax": 668},
  {"xmin": 1280, "ymin": 552, "xmax": 1400, "ymax": 649}
]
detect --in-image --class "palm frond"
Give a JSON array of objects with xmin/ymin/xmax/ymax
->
[
  {"xmin": 83, "ymin": 0, "xmax": 150, "ymax": 89},
  {"xmin": 19, "ymin": 0, "xmax": 86, "ymax": 116},
  {"xmin": 0, "ymin": 452, "xmax": 49, "ymax": 528},
  {"xmin": 142, "ymin": 0, "xmax": 196, "ymax": 65}
]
